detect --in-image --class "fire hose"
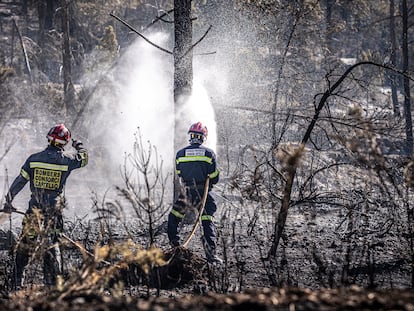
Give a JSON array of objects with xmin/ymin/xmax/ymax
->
[
  {"xmin": 0, "ymin": 177, "xmax": 211, "ymax": 268},
  {"xmin": 180, "ymin": 177, "xmax": 210, "ymax": 248}
]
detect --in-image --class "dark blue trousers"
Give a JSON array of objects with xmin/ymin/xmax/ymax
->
[{"xmin": 168, "ymin": 188, "xmax": 217, "ymax": 252}]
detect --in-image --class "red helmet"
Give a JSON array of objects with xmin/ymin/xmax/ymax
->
[
  {"xmin": 47, "ymin": 123, "xmax": 71, "ymax": 146},
  {"xmin": 188, "ymin": 122, "xmax": 208, "ymax": 137}
]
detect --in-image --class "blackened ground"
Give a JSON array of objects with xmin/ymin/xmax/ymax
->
[
  {"xmin": 1, "ymin": 285, "xmax": 414, "ymax": 310},
  {"xmin": 0, "ymin": 201, "xmax": 413, "ymax": 310}
]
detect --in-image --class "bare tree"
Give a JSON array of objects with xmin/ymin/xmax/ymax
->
[
  {"xmin": 172, "ymin": 0, "xmax": 193, "ymax": 202},
  {"xmin": 388, "ymin": 0, "xmax": 400, "ymax": 116},
  {"xmin": 117, "ymin": 130, "xmax": 170, "ymax": 246},
  {"xmin": 37, "ymin": 0, "xmax": 55, "ymax": 45},
  {"xmin": 173, "ymin": 0, "xmax": 193, "ymax": 157},
  {"xmin": 173, "ymin": 0, "xmax": 193, "ymax": 101},
  {"xmin": 268, "ymin": 61, "xmax": 401, "ymax": 258},
  {"xmin": 401, "ymin": 0, "xmax": 412, "ymax": 154},
  {"xmin": 61, "ymin": 0, "xmax": 75, "ymax": 116}
]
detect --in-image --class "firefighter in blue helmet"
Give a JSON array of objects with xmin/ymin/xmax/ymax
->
[
  {"xmin": 167, "ymin": 122, "xmax": 222, "ymax": 264},
  {"xmin": 2, "ymin": 123, "xmax": 88, "ymax": 288}
]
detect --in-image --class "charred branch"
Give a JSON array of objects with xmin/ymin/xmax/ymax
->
[{"xmin": 110, "ymin": 13, "xmax": 172, "ymax": 55}]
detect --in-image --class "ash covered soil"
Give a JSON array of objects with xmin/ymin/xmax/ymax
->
[
  {"xmin": 1, "ymin": 204, "xmax": 414, "ymax": 311},
  {"xmin": 0, "ymin": 152, "xmax": 413, "ymax": 311},
  {"xmin": 1, "ymin": 285, "xmax": 414, "ymax": 310}
]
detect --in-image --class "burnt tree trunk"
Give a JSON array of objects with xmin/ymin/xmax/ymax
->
[
  {"xmin": 173, "ymin": 0, "xmax": 193, "ymax": 199},
  {"xmin": 401, "ymin": 0, "xmax": 412, "ymax": 155},
  {"xmin": 268, "ymin": 62, "xmax": 386, "ymax": 258},
  {"xmin": 61, "ymin": 0, "xmax": 75, "ymax": 117},
  {"xmin": 174, "ymin": 0, "xmax": 193, "ymax": 148},
  {"xmin": 38, "ymin": 0, "xmax": 56, "ymax": 79},
  {"xmin": 38, "ymin": 0, "xmax": 54, "ymax": 41},
  {"xmin": 389, "ymin": 0, "xmax": 400, "ymax": 117},
  {"xmin": 325, "ymin": 0, "xmax": 335, "ymax": 53},
  {"xmin": 402, "ymin": 0, "xmax": 414, "ymax": 286}
]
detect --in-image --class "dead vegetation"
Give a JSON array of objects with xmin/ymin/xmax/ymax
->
[
  {"xmin": 1, "ymin": 1, "xmax": 414, "ymax": 310},
  {"xmin": 2, "ymin": 285, "xmax": 414, "ymax": 310}
]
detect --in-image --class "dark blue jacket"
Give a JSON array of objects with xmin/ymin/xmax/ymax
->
[
  {"xmin": 7, "ymin": 145, "xmax": 88, "ymax": 208},
  {"xmin": 175, "ymin": 143, "xmax": 219, "ymax": 189}
]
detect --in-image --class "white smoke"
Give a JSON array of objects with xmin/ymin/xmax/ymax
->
[
  {"xmin": 0, "ymin": 31, "xmax": 221, "ymax": 220},
  {"xmin": 94, "ymin": 32, "xmax": 174, "ymax": 168},
  {"xmin": 177, "ymin": 82, "xmax": 217, "ymax": 151},
  {"xmin": 87, "ymin": 32, "xmax": 218, "ymax": 168},
  {"xmin": 66, "ymin": 32, "xmax": 219, "ymax": 217}
]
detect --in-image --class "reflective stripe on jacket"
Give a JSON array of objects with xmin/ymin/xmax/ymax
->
[
  {"xmin": 8, "ymin": 145, "xmax": 88, "ymax": 205},
  {"xmin": 175, "ymin": 143, "xmax": 219, "ymax": 188}
]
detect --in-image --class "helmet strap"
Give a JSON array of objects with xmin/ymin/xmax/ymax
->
[
  {"xmin": 189, "ymin": 133, "xmax": 204, "ymax": 144},
  {"xmin": 49, "ymin": 139, "xmax": 64, "ymax": 150}
]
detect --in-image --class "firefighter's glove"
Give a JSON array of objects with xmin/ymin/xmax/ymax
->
[
  {"xmin": 72, "ymin": 139, "xmax": 84, "ymax": 151},
  {"xmin": 2, "ymin": 202, "xmax": 16, "ymax": 214}
]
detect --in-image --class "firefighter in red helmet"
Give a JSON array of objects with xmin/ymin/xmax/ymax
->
[
  {"xmin": 168, "ymin": 122, "xmax": 222, "ymax": 264},
  {"xmin": 2, "ymin": 123, "xmax": 88, "ymax": 288}
]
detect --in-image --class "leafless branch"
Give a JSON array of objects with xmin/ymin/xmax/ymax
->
[
  {"xmin": 267, "ymin": 61, "xmax": 410, "ymax": 258},
  {"xmin": 143, "ymin": 8, "xmax": 175, "ymax": 30},
  {"xmin": 110, "ymin": 13, "xmax": 172, "ymax": 55},
  {"xmin": 182, "ymin": 25, "xmax": 213, "ymax": 59}
]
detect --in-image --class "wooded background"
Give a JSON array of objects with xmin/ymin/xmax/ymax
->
[{"xmin": 1, "ymin": 0, "xmax": 414, "ymax": 291}]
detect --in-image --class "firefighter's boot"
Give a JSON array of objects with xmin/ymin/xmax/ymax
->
[{"xmin": 202, "ymin": 237, "xmax": 222, "ymax": 264}]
